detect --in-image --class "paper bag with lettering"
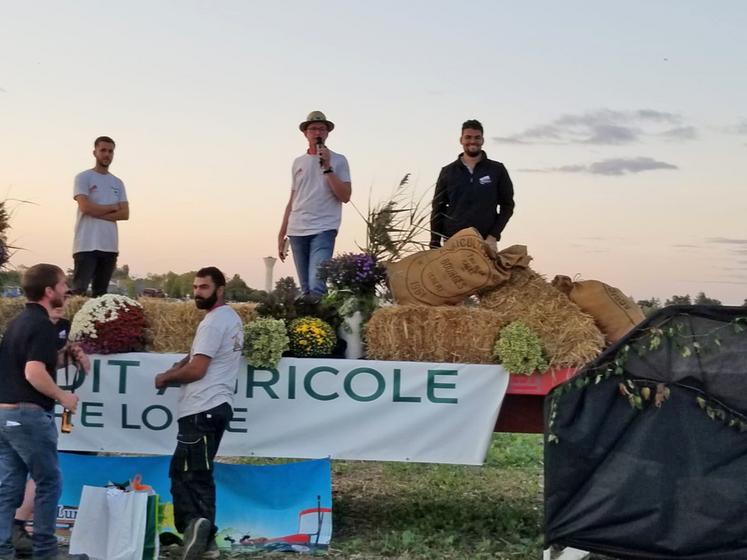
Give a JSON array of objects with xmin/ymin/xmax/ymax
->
[
  {"xmin": 552, "ymin": 275, "xmax": 645, "ymax": 344},
  {"xmin": 386, "ymin": 228, "xmax": 530, "ymax": 305}
]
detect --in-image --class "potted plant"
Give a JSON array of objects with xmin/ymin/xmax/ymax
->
[
  {"xmin": 318, "ymin": 252, "xmax": 386, "ymax": 358},
  {"xmin": 69, "ymin": 294, "xmax": 147, "ymax": 354}
]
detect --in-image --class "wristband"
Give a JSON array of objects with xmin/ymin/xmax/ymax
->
[{"xmin": 323, "ymin": 167, "xmax": 334, "ymax": 174}]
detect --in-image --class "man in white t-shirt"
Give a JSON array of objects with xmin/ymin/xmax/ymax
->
[
  {"xmin": 154, "ymin": 267, "xmax": 243, "ymax": 560},
  {"xmin": 277, "ymin": 111, "xmax": 352, "ymax": 299},
  {"xmin": 72, "ymin": 136, "xmax": 129, "ymax": 296}
]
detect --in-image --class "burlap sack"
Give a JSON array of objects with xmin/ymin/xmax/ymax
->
[
  {"xmin": 552, "ymin": 275, "xmax": 645, "ymax": 344},
  {"xmin": 386, "ymin": 228, "xmax": 531, "ymax": 305}
]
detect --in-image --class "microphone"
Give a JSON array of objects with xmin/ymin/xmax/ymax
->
[{"xmin": 316, "ymin": 136, "xmax": 324, "ymax": 168}]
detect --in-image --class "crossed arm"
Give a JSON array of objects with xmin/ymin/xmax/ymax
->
[{"xmin": 75, "ymin": 195, "xmax": 130, "ymax": 221}]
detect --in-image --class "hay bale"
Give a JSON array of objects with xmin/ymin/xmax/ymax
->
[
  {"xmin": 479, "ymin": 268, "xmax": 604, "ymax": 368},
  {"xmin": 64, "ymin": 295, "xmax": 88, "ymax": 320},
  {"xmin": 1, "ymin": 296, "xmax": 256, "ymax": 353},
  {"xmin": 229, "ymin": 302, "xmax": 258, "ymax": 327},
  {"xmin": 366, "ymin": 305, "xmax": 506, "ymax": 364},
  {"xmin": 139, "ymin": 299, "xmax": 257, "ymax": 353},
  {"xmin": 1, "ymin": 296, "xmax": 88, "ymax": 334},
  {"xmin": 0, "ymin": 298, "xmax": 26, "ymax": 333}
]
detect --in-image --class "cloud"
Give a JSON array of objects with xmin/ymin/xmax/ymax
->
[
  {"xmin": 493, "ymin": 109, "xmax": 693, "ymax": 145},
  {"xmin": 705, "ymin": 238, "xmax": 747, "ymax": 245},
  {"xmin": 729, "ymin": 119, "xmax": 747, "ymax": 134},
  {"xmin": 659, "ymin": 126, "xmax": 697, "ymax": 140},
  {"xmin": 718, "ymin": 119, "xmax": 747, "ymax": 138},
  {"xmin": 693, "ymin": 279, "xmax": 747, "ymax": 285},
  {"xmin": 672, "ymin": 244, "xmax": 702, "ymax": 249},
  {"xmin": 519, "ymin": 157, "xmax": 678, "ymax": 176}
]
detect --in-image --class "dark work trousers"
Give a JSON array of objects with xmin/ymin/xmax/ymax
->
[
  {"xmin": 72, "ymin": 251, "xmax": 118, "ymax": 297},
  {"xmin": 169, "ymin": 402, "xmax": 232, "ymax": 540}
]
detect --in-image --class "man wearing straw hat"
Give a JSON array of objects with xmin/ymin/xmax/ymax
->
[
  {"xmin": 277, "ymin": 111, "xmax": 352, "ymax": 300},
  {"xmin": 154, "ymin": 267, "xmax": 243, "ymax": 560},
  {"xmin": 430, "ymin": 119, "xmax": 515, "ymax": 253}
]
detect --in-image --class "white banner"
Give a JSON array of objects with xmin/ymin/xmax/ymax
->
[{"xmin": 56, "ymin": 354, "xmax": 509, "ymax": 465}]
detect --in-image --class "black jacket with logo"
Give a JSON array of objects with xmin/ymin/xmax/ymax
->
[{"xmin": 430, "ymin": 151, "xmax": 515, "ymax": 247}]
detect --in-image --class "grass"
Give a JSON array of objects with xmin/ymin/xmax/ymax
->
[{"xmin": 232, "ymin": 433, "xmax": 545, "ymax": 559}]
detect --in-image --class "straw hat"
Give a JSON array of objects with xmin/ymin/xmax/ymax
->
[{"xmin": 299, "ymin": 110, "xmax": 335, "ymax": 132}]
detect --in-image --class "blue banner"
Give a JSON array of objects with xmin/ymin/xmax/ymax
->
[{"xmin": 58, "ymin": 453, "xmax": 332, "ymax": 554}]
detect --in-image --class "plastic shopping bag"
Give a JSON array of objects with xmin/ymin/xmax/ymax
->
[{"xmin": 69, "ymin": 486, "xmax": 150, "ymax": 560}]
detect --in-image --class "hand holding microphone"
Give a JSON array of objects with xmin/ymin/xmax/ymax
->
[{"xmin": 316, "ymin": 136, "xmax": 326, "ymax": 169}]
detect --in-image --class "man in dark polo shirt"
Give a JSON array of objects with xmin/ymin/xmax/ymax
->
[{"xmin": 0, "ymin": 264, "xmax": 89, "ymax": 560}]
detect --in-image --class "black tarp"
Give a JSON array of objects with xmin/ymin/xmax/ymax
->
[{"xmin": 544, "ymin": 305, "xmax": 747, "ymax": 560}]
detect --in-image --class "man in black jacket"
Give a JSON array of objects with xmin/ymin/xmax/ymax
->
[{"xmin": 430, "ymin": 119, "xmax": 515, "ymax": 252}]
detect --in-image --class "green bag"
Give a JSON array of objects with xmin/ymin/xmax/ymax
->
[{"xmin": 142, "ymin": 494, "xmax": 160, "ymax": 560}]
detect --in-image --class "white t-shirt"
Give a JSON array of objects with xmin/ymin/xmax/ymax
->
[
  {"xmin": 73, "ymin": 169, "xmax": 128, "ymax": 253},
  {"xmin": 286, "ymin": 150, "xmax": 351, "ymax": 236},
  {"xmin": 178, "ymin": 305, "xmax": 244, "ymax": 419}
]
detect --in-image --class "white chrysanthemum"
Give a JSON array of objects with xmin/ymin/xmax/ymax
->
[{"xmin": 69, "ymin": 294, "xmax": 142, "ymax": 342}]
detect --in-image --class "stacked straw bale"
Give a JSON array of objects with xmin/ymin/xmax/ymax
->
[
  {"xmin": 140, "ymin": 299, "xmax": 257, "ymax": 353},
  {"xmin": 0, "ymin": 298, "xmax": 26, "ymax": 333},
  {"xmin": 479, "ymin": 268, "xmax": 604, "ymax": 367},
  {"xmin": 64, "ymin": 296, "xmax": 88, "ymax": 320},
  {"xmin": 366, "ymin": 267, "xmax": 605, "ymax": 368},
  {"xmin": 366, "ymin": 305, "xmax": 506, "ymax": 364},
  {"xmin": 0, "ymin": 297, "xmax": 257, "ymax": 354}
]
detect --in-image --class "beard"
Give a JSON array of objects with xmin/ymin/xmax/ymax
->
[
  {"xmin": 195, "ymin": 290, "xmax": 218, "ymax": 310},
  {"xmin": 464, "ymin": 145, "xmax": 482, "ymax": 157},
  {"xmin": 50, "ymin": 293, "xmax": 65, "ymax": 310}
]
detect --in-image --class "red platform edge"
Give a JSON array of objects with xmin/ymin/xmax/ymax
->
[{"xmin": 505, "ymin": 367, "xmax": 578, "ymax": 396}]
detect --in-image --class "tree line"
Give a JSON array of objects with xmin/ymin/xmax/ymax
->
[
  {"xmin": 1, "ymin": 267, "xmax": 746, "ymax": 308},
  {"xmin": 0, "ymin": 266, "xmax": 301, "ymax": 303},
  {"xmin": 636, "ymin": 292, "xmax": 747, "ymax": 317}
]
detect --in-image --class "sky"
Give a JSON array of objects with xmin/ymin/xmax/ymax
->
[{"xmin": 1, "ymin": 1, "xmax": 746, "ymax": 304}]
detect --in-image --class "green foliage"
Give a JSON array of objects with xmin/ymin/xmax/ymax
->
[
  {"xmin": 242, "ymin": 318, "xmax": 289, "ymax": 368},
  {"xmin": 694, "ymin": 291, "xmax": 722, "ymax": 305},
  {"xmin": 0, "ymin": 270, "xmax": 21, "ymax": 290},
  {"xmin": 356, "ymin": 173, "xmax": 432, "ymax": 262},
  {"xmin": 225, "ymin": 273, "xmax": 252, "ymax": 302},
  {"xmin": 493, "ymin": 322, "xmax": 549, "ymax": 375},
  {"xmin": 274, "ymin": 276, "xmax": 300, "ymax": 301},
  {"xmin": 111, "ymin": 264, "xmax": 130, "ymax": 280},
  {"xmin": 637, "ymin": 297, "xmax": 661, "ymax": 317},
  {"xmin": 231, "ymin": 434, "xmax": 544, "ymax": 558},
  {"xmin": 257, "ymin": 278, "xmax": 343, "ymax": 332},
  {"xmin": 332, "ymin": 434, "xmax": 543, "ymax": 559},
  {"xmin": 287, "ymin": 316, "xmax": 336, "ymax": 357},
  {"xmin": 665, "ymin": 294, "xmax": 692, "ymax": 306},
  {"xmin": 547, "ymin": 313, "xmax": 747, "ymax": 442}
]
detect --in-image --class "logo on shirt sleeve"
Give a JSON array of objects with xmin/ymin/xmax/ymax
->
[{"xmin": 232, "ymin": 330, "xmax": 244, "ymax": 352}]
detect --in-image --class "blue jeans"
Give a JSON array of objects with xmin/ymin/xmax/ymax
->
[
  {"xmin": 289, "ymin": 230, "xmax": 337, "ymax": 296},
  {"xmin": 0, "ymin": 406, "xmax": 61, "ymax": 558}
]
